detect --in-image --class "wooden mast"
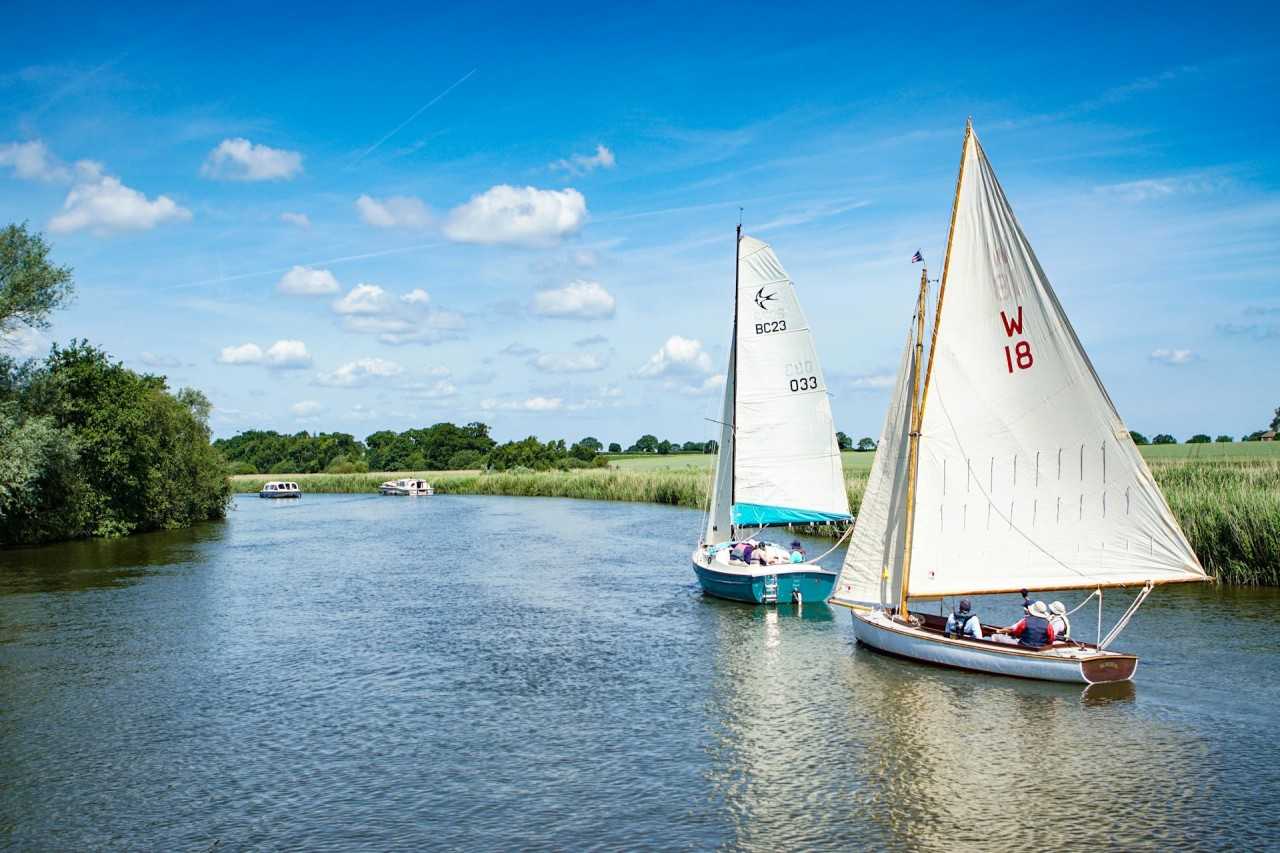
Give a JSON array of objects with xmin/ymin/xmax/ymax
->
[
  {"xmin": 897, "ymin": 268, "xmax": 928, "ymax": 620},
  {"xmin": 898, "ymin": 119, "xmax": 971, "ymax": 620},
  {"xmin": 728, "ymin": 222, "xmax": 741, "ymax": 540}
]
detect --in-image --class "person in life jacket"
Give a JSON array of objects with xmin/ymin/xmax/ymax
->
[
  {"xmin": 945, "ymin": 598, "xmax": 982, "ymax": 639},
  {"xmin": 999, "ymin": 600, "xmax": 1057, "ymax": 647},
  {"xmin": 1048, "ymin": 600, "xmax": 1071, "ymax": 640}
]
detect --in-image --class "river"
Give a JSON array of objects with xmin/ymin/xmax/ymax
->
[{"xmin": 1, "ymin": 494, "xmax": 1277, "ymax": 850}]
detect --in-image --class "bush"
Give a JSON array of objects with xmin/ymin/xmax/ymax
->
[
  {"xmin": 447, "ymin": 449, "xmax": 485, "ymax": 469},
  {"xmin": 1216, "ymin": 435, "xmax": 1234, "ymax": 443},
  {"xmin": 270, "ymin": 459, "xmax": 299, "ymax": 474},
  {"xmin": 561, "ymin": 457, "xmax": 590, "ymax": 469},
  {"xmin": 227, "ymin": 460, "xmax": 257, "ymax": 475},
  {"xmin": 325, "ymin": 455, "xmax": 369, "ymax": 474},
  {"xmin": 592, "ymin": 455, "xmax": 610, "ymax": 468}
]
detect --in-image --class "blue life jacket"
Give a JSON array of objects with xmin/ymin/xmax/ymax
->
[
  {"xmin": 1019, "ymin": 614, "xmax": 1051, "ymax": 647},
  {"xmin": 949, "ymin": 611, "xmax": 978, "ymax": 638}
]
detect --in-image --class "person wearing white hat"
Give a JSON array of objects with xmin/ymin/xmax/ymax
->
[
  {"xmin": 1048, "ymin": 601, "xmax": 1071, "ymax": 640},
  {"xmin": 996, "ymin": 600, "xmax": 1057, "ymax": 647}
]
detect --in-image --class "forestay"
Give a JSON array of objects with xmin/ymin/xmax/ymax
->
[
  {"xmin": 835, "ymin": 126, "xmax": 1206, "ymax": 604},
  {"xmin": 703, "ymin": 234, "xmax": 849, "ymax": 543}
]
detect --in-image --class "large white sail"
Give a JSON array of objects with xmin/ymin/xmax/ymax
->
[
  {"xmin": 901, "ymin": 127, "xmax": 1205, "ymax": 597},
  {"xmin": 704, "ymin": 343, "xmax": 735, "ymax": 543},
  {"xmin": 729, "ymin": 235, "xmax": 849, "ymax": 530},
  {"xmin": 831, "ymin": 316, "xmax": 917, "ymax": 607}
]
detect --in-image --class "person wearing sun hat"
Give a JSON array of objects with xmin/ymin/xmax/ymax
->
[
  {"xmin": 998, "ymin": 600, "xmax": 1057, "ymax": 647},
  {"xmin": 1048, "ymin": 601, "xmax": 1071, "ymax": 640}
]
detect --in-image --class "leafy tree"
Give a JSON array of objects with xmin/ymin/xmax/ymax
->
[
  {"xmin": 569, "ymin": 439, "xmax": 600, "ymax": 462},
  {"xmin": 487, "ymin": 436, "xmax": 571, "ymax": 471},
  {"xmin": 1243, "ymin": 431, "xmax": 1266, "ymax": 442},
  {"xmin": 608, "ymin": 442, "xmax": 621, "ymax": 453},
  {"xmin": 1215, "ymin": 435, "xmax": 1234, "ymax": 443},
  {"xmin": 1129, "ymin": 431, "xmax": 1150, "ymax": 446},
  {"xmin": 1272, "ymin": 406, "xmax": 1280, "ymax": 433},
  {"xmin": 577, "ymin": 436, "xmax": 603, "ymax": 453},
  {"xmin": 1187, "ymin": 434, "xmax": 1211, "ymax": 444},
  {"xmin": 657, "ymin": 439, "xmax": 673, "ymax": 455},
  {"xmin": 633, "ymin": 434, "xmax": 659, "ymax": 453},
  {"xmin": 447, "ymin": 449, "xmax": 485, "ymax": 469},
  {"xmin": 1152, "ymin": 434, "xmax": 1177, "ymax": 445},
  {"xmin": 0, "ymin": 223, "xmax": 74, "ymax": 337},
  {"xmin": 836, "ymin": 431, "xmax": 853, "ymax": 451},
  {"xmin": 856, "ymin": 437, "xmax": 877, "ymax": 452},
  {"xmin": 681, "ymin": 441, "xmax": 702, "ymax": 452},
  {"xmin": 704, "ymin": 439, "xmax": 718, "ymax": 454}
]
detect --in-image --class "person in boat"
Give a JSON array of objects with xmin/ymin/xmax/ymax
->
[
  {"xmin": 997, "ymin": 600, "xmax": 1056, "ymax": 647},
  {"xmin": 789, "ymin": 540, "xmax": 806, "ymax": 564},
  {"xmin": 1048, "ymin": 600, "xmax": 1071, "ymax": 640},
  {"xmin": 944, "ymin": 598, "xmax": 982, "ymax": 640}
]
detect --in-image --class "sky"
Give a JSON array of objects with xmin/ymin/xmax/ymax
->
[{"xmin": 2, "ymin": 2, "xmax": 1278, "ymax": 446}]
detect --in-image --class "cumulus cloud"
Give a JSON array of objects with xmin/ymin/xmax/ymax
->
[
  {"xmin": 281, "ymin": 211, "xmax": 311, "ymax": 228},
  {"xmin": 332, "ymin": 283, "xmax": 391, "ymax": 315},
  {"xmin": 637, "ymin": 335, "xmax": 714, "ymax": 378},
  {"xmin": 290, "ymin": 400, "xmax": 323, "ymax": 418},
  {"xmin": 480, "ymin": 396, "xmax": 563, "ymax": 412},
  {"xmin": 331, "ymin": 284, "xmax": 462, "ymax": 345},
  {"xmin": 217, "ymin": 339, "xmax": 312, "ymax": 369},
  {"xmin": 0, "ymin": 139, "xmax": 70, "ymax": 181},
  {"xmin": 202, "ymin": 138, "xmax": 303, "ymax": 181},
  {"xmin": 402, "ymin": 288, "xmax": 430, "ymax": 305},
  {"xmin": 49, "ymin": 162, "xmax": 191, "ymax": 235},
  {"xmin": 443, "ymin": 185, "xmax": 587, "ymax": 247},
  {"xmin": 533, "ymin": 280, "xmax": 616, "ymax": 319},
  {"xmin": 550, "ymin": 144, "xmax": 616, "ymax": 175},
  {"xmin": 1149, "ymin": 348, "xmax": 1198, "ymax": 365},
  {"xmin": 278, "ymin": 265, "xmax": 340, "ymax": 296},
  {"xmin": 678, "ymin": 373, "xmax": 726, "ymax": 397},
  {"xmin": 530, "ymin": 351, "xmax": 608, "ymax": 373},
  {"xmin": 403, "ymin": 379, "xmax": 458, "ymax": 399},
  {"xmin": 356, "ymin": 194, "xmax": 433, "ymax": 229},
  {"xmin": 314, "ymin": 357, "xmax": 404, "ymax": 387}
]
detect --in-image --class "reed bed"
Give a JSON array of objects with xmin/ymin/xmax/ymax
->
[{"xmin": 230, "ymin": 458, "xmax": 1277, "ymax": 585}]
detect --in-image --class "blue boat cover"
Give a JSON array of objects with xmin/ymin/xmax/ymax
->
[{"xmin": 733, "ymin": 503, "xmax": 852, "ymax": 526}]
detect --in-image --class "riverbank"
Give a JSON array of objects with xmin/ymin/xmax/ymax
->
[{"xmin": 230, "ymin": 455, "xmax": 1279, "ymax": 585}]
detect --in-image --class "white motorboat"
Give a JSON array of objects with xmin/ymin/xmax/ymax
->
[
  {"xmin": 379, "ymin": 478, "xmax": 433, "ymax": 496},
  {"xmin": 827, "ymin": 121, "xmax": 1209, "ymax": 683},
  {"xmin": 259, "ymin": 481, "xmax": 301, "ymax": 499}
]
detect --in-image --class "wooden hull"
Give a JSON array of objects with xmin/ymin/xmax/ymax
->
[{"xmin": 847, "ymin": 607, "xmax": 1138, "ymax": 684}]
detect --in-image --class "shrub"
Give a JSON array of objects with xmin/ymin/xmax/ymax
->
[
  {"xmin": 447, "ymin": 449, "xmax": 485, "ymax": 469},
  {"xmin": 227, "ymin": 460, "xmax": 257, "ymax": 475},
  {"xmin": 1216, "ymin": 435, "xmax": 1234, "ymax": 443}
]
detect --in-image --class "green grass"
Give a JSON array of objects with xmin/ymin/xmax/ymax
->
[{"xmin": 231, "ymin": 448, "xmax": 1280, "ymax": 586}]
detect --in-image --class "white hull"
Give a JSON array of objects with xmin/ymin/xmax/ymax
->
[{"xmin": 847, "ymin": 608, "xmax": 1138, "ymax": 684}]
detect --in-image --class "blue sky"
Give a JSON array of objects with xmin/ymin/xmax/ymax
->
[{"xmin": 2, "ymin": 2, "xmax": 1277, "ymax": 445}]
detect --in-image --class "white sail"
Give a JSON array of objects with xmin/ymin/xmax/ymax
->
[
  {"xmin": 704, "ymin": 342, "xmax": 735, "ymax": 543},
  {"xmin": 831, "ymin": 316, "xmax": 918, "ymax": 607},
  {"xmin": 902, "ymin": 127, "xmax": 1205, "ymax": 597},
  {"xmin": 730, "ymin": 235, "xmax": 849, "ymax": 529}
]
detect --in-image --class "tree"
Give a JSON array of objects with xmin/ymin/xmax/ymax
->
[
  {"xmin": 657, "ymin": 439, "xmax": 673, "ymax": 455},
  {"xmin": 633, "ymin": 434, "xmax": 659, "ymax": 453},
  {"xmin": 0, "ymin": 223, "xmax": 74, "ymax": 337},
  {"xmin": 1243, "ymin": 431, "xmax": 1266, "ymax": 442},
  {"xmin": 836, "ymin": 431, "xmax": 853, "ymax": 451},
  {"xmin": 1215, "ymin": 435, "xmax": 1234, "ymax": 443},
  {"xmin": 577, "ymin": 436, "xmax": 603, "ymax": 453},
  {"xmin": 1187, "ymin": 434, "xmax": 1211, "ymax": 444},
  {"xmin": 1129, "ymin": 431, "xmax": 1150, "ymax": 446},
  {"xmin": 681, "ymin": 441, "xmax": 703, "ymax": 452},
  {"xmin": 856, "ymin": 437, "xmax": 877, "ymax": 452},
  {"xmin": 569, "ymin": 438, "xmax": 600, "ymax": 462},
  {"xmin": 608, "ymin": 442, "xmax": 621, "ymax": 453},
  {"xmin": 1152, "ymin": 434, "xmax": 1177, "ymax": 445},
  {"xmin": 704, "ymin": 439, "xmax": 718, "ymax": 454}
]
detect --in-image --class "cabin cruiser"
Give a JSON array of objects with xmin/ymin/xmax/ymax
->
[
  {"xmin": 259, "ymin": 481, "xmax": 301, "ymax": 499},
  {"xmin": 379, "ymin": 478, "xmax": 433, "ymax": 496}
]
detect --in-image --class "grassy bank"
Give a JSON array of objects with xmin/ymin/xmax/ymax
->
[{"xmin": 231, "ymin": 453, "xmax": 1280, "ymax": 585}]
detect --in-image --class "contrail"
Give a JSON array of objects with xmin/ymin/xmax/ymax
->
[
  {"xmin": 165, "ymin": 240, "xmax": 444, "ymax": 290},
  {"xmin": 348, "ymin": 67, "xmax": 477, "ymax": 167}
]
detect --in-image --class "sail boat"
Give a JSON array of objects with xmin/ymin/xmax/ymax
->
[
  {"xmin": 692, "ymin": 227, "xmax": 851, "ymax": 604},
  {"xmin": 827, "ymin": 122, "xmax": 1209, "ymax": 682}
]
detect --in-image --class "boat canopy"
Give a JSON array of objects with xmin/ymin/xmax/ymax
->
[
  {"xmin": 832, "ymin": 124, "xmax": 1206, "ymax": 608},
  {"xmin": 705, "ymin": 234, "xmax": 851, "ymax": 542}
]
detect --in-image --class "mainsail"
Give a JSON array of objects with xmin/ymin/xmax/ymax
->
[
  {"xmin": 833, "ymin": 125, "xmax": 1206, "ymax": 607},
  {"xmin": 704, "ymin": 233, "xmax": 849, "ymax": 544}
]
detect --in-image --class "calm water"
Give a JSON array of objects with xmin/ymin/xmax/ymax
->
[{"xmin": 1, "ymin": 495, "xmax": 1278, "ymax": 851}]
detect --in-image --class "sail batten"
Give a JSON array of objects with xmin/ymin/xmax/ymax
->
[{"xmin": 832, "ymin": 125, "xmax": 1206, "ymax": 608}]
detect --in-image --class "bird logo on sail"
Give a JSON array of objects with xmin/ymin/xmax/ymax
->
[{"xmin": 754, "ymin": 287, "xmax": 778, "ymax": 310}]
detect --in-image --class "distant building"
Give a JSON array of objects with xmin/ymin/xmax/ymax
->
[{"xmin": 1263, "ymin": 430, "xmax": 1276, "ymax": 442}]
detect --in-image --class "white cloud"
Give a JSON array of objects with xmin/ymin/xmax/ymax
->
[
  {"xmin": 278, "ymin": 265, "xmax": 340, "ymax": 296},
  {"xmin": 138, "ymin": 351, "xmax": 184, "ymax": 368},
  {"xmin": 1, "ymin": 326, "xmax": 47, "ymax": 358},
  {"xmin": 1150, "ymin": 348, "xmax": 1198, "ymax": 365},
  {"xmin": 332, "ymin": 283, "xmax": 390, "ymax": 315},
  {"xmin": 844, "ymin": 372, "xmax": 896, "ymax": 390},
  {"xmin": 315, "ymin": 357, "xmax": 404, "ymax": 387},
  {"xmin": 637, "ymin": 335, "xmax": 714, "ymax": 378},
  {"xmin": 678, "ymin": 373, "xmax": 726, "ymax": 397},
  {"xmin": 217, "ymin": 339, "xmax": 311, "ymax": 369},
  {"xmin": 1094, "ymin": 174, "xmax": 1228, "ymax": 202},
  {"xmin": 533, "ymin": 279, "xmax": 616, "ymax": 319},
  {"xmin": 281, "ymin": 211, "xmax": 311, "ymax": 228},
  {"xmin": 202, "ymin": 138, "xmax": 303, "ymax": 181},
  {"xmin": 402, "ymin": 288, "xmax": 430, "ymax": 305},
  {"xmin": 480, "ymin": 396, "xmax": 563, "ymax": 412},
  {"xmin": 356, "ymin": 194, "xmax": 433, "ymax": 229},
  {"xmin": 574, "ymin": 334, "xmax": 608, "ymax": 347},
  {"xmin": 404, "ymin": 379, "xmax": 458, "ymax": 399},
  {"xmin": 48, "ymin": 163, "xmax": 191, "ymax": 235},
  {"xmin": 443, "ymin": 185, "xmax": 587, "ymax": 247},
  {"xmin": 550, "ymin": 144, "xmax": 616, "ymax": 175},
  {"xmin": 290, "ymin": 400, "xmax": 323, "ymax": 418},
  {"xmin": 0, "ymin": 139, "xmax": 70, "ymax": 182},
  {"xmin": 530, "ymin": 351, "xmax": 608, "ymax": 373}
]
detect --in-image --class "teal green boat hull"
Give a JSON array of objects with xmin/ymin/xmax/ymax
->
[{"xmin": 692, "ymin": 560, "xmax": 837, "ymax": 605}]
